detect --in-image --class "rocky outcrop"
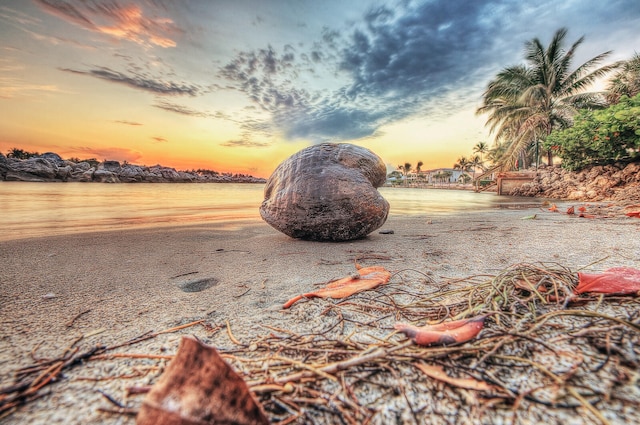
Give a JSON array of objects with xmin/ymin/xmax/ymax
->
[
  {"xmin": 510, "ymin": 162, "xmax": 640, "ymax": 202},
  {"xmin": 260, "ymin": 143, "xmax": 389, "ymax": 241},
  {"xmin": 0, "ymin": 152, "xmax": 266, "ymax": 184}
]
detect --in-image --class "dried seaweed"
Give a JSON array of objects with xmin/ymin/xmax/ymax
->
[{"xmin": 2, "ymin": 263, "xmax": 639, "ymax": 425}]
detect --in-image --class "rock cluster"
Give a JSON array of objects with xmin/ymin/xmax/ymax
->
[
  {"xmin": 0, "ymin": 152, "xmax": 265, "ymax": 183},
  {"xmin": 510, "ymin": 162, "xmax": 640, "ymax": 202},
  {"xmin": 260, "ymin": 143, "xmax": 389, "ymax": 241}
]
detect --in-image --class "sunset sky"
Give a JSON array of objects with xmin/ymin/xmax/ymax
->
[{"xmin": 1, "ymin": 1, "xmax": 639, "ymax": 177}]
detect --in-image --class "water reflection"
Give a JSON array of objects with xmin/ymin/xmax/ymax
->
[
  {"xmin": 0, "ymin": 182, "xmax": 544, "ymax": 241},
  {"xmin": 379, "ymin": 187, "xmax": 542, "ymax": 215}
]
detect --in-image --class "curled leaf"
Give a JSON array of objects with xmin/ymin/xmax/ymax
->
[{"xmin": 394, "ymin": 315, "xmax": 486, "ymax": 346}]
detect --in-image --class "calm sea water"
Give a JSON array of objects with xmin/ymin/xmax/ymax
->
[{"xmin": 0, "ymin": 182, "xmax": 541, "ymax": 241}]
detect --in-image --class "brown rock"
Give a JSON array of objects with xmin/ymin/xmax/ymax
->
[{"xmin": 260, "ymin": 143, "xmax": 389, "ymax": 241}]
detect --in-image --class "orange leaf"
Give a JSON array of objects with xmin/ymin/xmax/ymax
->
[
  {"xmin": 575, "ymin": 267, "xmax": 640, "ymax": 295},
  {"xmin": 415, "ymin": 363, "xmax": 496, "ymax": 392},
  {"xmin": 625, "ymin": 211, "xmax": 640, "ymax": 218},
  {"xmin": 283, "ymin": 263, "xmax": 391, "ymax": 308}
]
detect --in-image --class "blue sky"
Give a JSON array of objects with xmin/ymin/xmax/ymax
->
[{"xmin": 1, "ymin": 0, "xmax": 639, "ymax": 176}]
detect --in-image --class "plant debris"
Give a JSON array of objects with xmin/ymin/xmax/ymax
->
[{"xmin": 1, "ymin": 262, "xmax": 638, "ymax": 425}]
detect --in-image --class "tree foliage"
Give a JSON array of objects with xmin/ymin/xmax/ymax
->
[
  {"xmin": 544, "ymin": 94, "xmax": 640, "ymax": 171},
  {"xmin": 6, "ymin": 148, "xmax": 39, "ymax": 159},
  {"xmin": 476, "ymin": 28, "xmax": 615, "ymax": 170}
]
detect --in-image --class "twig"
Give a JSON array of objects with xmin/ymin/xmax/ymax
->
[{"xmin": 66, "ymin": 309, "xmax": 92, "ymax": 327}]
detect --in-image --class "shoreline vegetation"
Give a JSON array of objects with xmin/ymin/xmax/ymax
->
[{"xmin": 0, "ymin": 151, "xmax": 266, "ymax": 184}]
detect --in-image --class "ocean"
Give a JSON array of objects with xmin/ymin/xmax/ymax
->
[{"xmin": 0, "ymin": 182, "xmax": 541, "ymax": 241}]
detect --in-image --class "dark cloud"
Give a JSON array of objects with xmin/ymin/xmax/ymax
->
[
  {"xmin": 218, "ymin": 0, "xmax": 639, "ymax": 143},
  {"xmin": 61, "ymin": 66, "xmax": 200, "ymax": 95},
  {"xmin": 151, "ymin": 136, "xmax": 167, "ymax": 143},
  {"xmin": 218, "ymin": 0, "xmax": 515, "ymax": 142}
]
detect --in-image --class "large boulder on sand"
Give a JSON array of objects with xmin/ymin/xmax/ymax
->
[{"xmin": 260, "ymin": 143, "xmax": 389, "ymax": 241}]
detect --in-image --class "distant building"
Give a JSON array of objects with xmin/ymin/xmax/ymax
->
[{"xmin": 422, "ymin": 168, "xmax": 468, "ymax": 184}]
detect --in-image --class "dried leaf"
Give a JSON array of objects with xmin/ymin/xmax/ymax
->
[
  {"xmin": 575, "ymin": 267, "xmax": 640, "ymax": 295},
  {"xmin": 136, "ymin": 336, "xmax": 269, "ymax": 425},
  {"xmin": 415, "ymin": 363, "xmax": 496, "ymax": 392},
  {"xmin": 283, "ymin": 263, "xmax": 391, "ymax": 308}
]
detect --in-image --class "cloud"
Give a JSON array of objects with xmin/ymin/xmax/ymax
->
[
  {"xmin": 153, "ymin": 99, "xmax": 211, "ymax": 116},
  {"xmin": 220, "ymin": 139, "xmax": 270, "ymax": 148},
  {"xmin": 33, "ymin": 0, "xmax": 182, "ymax": 48},
  {"xmin": 113, "ymin": 119, "xmax": 143, "ymax": 126},
  {"xmin": 218, "ymin": 1, "xmax": 512, "ymax": 142},
  {"xmin": 71, "ymin": 146, "xmax": 143, "ymax": 162},
  {"xmin": 151, "ymin": 136, "xmax": 167, "ymax": 143},
  {"xmin": 218, "ymin": 0, "xmax": 640, "ymax": 144},
  {"xmin": 61, "ymin": 66, "xmax": 200, "ymax": 95}
]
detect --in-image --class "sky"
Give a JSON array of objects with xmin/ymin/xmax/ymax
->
[{"xmin": 1, "ymin": 0, "xmax": 639, "ymax": 177}]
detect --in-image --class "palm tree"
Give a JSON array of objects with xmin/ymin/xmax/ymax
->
[
  {"xmin": 606, "ymin": 53, "xmax": 640, "ymax": 104},
  {"xmin": 476, "ymin": 28, "xmax": 616, "ymax": 169},
  {"xmin": 472, "ymin": 142, "xmax": 488, "ymax": 167},
  {"xmin": 469, "ymin": 155, "xmax": 484, "ymax": 180},
  {"xmin": 416, "ymin": 161, "xmax": 423, "ymax": 173},
  {"xmin": 402, "ymin": 162, "xmax": 411, "ymax": 186},
  {"xmin": 453, "ymin": 156, "xmax": 471, "ymax": 173}
]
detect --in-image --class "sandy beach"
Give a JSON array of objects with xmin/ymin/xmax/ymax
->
[{"xmin": 1, "ymin": 205, "xmax": 639, "ymax": 424}]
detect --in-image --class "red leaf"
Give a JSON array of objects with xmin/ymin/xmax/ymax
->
[
  {"xmin": 575, "ymin": 267, "xmax": 640, "ymax": 295},
  {"xmin": 394, "ymin": 315, "xmax": 486, "ymax": 346},
  {"xmin": 625, "ymin": 211, "xmax": 640, "ymax": 218}
]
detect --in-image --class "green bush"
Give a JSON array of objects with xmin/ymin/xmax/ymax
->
[{"xmin": 545, "ymin": 94, "xmax": 640, "ymax": 171}]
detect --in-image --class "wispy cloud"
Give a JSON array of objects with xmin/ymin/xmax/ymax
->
[
  {"xmin": 61, "ymin": 66, "xmax": 200, "ymax": 95},
  {"xmin": 151, "ymin": 136, "xmax": 167, "ymax": 143},
  {"xmin": 220, "ymin": 138, "xmax": 270, "ymax": 148},
  {"xmin": 71, "ymin": 146, "xmax": 143, "ymax": 162},
  {"xmin": 153, "ymin": 99, "xmax": 210, "ymax": 116},
  {"xmin": 0, "ymin": 6, "xmax": 41, "ymax": 26},
  {"xmin": 113, "ymin": 119, "xmax": 143, "ymax": 126},
  {"xmin": 33, "ymin": 0, "xmax": 182, "ymax": 48},
  {"xmin": 0, "ymin": 57, "xmax": 61, "ymax": 99}
]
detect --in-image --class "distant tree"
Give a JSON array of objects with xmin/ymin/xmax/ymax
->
[
  {"xmin": 399, "ymin": 162, "xmax": 412, "ymax": 186},
  {"xmin": 469, "ymin": 154, "xmax": 484, "ymax": 179},
  {"xmin": 7, "ymin": 148, "xmax": 39, "ymax": 159},
  {"xmin": 606, "ymin": 53, "xmax": 640, "ymax": 104},
  {"xmin": 473, "ymin": 142, "xmax": 488, "ymax": 167},
  {"xmin": 416, "ymin": 160, "xmax": 424, "ymax": 173},
  {"xmin": 453, "ymin": 156, "xmax": 472, "ymax": 173}
]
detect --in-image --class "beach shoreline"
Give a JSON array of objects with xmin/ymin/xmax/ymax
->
[{"xmin": 1, "ymin": 208, "xmax": 639, "ymax": 424}]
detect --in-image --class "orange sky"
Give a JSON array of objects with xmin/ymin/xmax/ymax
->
[{"xmin": 1, "ymin": 1, "xmax": 638, "ymax": 178}]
